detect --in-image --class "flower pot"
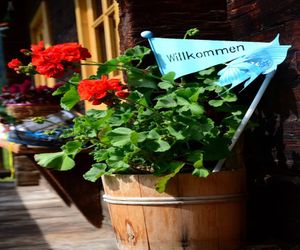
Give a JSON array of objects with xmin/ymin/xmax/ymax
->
[
  {"xmin": 102, "ymin": 169, "xmax": 246, "ymax": 250},
  {"xmin": 6, "ymin": 103, "xmax": 61, "ymax": 120}
]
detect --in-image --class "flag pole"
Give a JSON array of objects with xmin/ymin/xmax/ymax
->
[
  {"xmin": 141, "ymin": 31, "xmax": 166, "ymax": 76},
  {"xmin": 212, "ymin": 70, "xmax": 276, "ymax": 172}
]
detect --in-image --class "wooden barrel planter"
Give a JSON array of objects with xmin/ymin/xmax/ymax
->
[{"xmin": 102, "ymin": 169, "xmax": 246, "ymax": 250}]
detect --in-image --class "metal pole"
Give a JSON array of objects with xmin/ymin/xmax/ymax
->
[{"xmin": 212, "ymin": 70, "xmax": 276, "ymax": 172}]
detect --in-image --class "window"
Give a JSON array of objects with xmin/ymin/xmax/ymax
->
[
  {"xmin": 74, "ymin": 0, "xmax": 120, "ymax": 109},
  {"xmin": 75, "ymin": 0, "xmax": 119, "ymax": 75},
  {"xmin": 29, "ymin": 1, "xmax": 56, "ymax": 87}
]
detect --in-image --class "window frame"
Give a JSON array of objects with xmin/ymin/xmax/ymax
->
[
  {"xmin": 74, "ymin": 0, "xmax": 120, "ymax": 109},
  {"xmin": 29, "ymin": 1, "xmax": 56, "ymax": 87}
]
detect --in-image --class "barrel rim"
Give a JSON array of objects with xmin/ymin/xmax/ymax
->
[{"xmin": 103, "ymin": 193, "xmax": 246, "ymax": 205}]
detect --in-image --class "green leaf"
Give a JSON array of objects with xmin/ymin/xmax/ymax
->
[
  {"xmin": 147, "ymin": 129, "xmax": 160, "ymax": 140},
  {"xmin": 175, "ymin": 88, "xmax": 194, "ymax": 100},
  {"xmin": 158, "ymin": 81, "xmax": 174, "ymax": 90},
  {"xmin": 107, "ymin": 161, "xmax": 130, "ymax": 173},
  {"xmin": 202, "ymin": 137, "xmax": 230, "ymax": 161},
  {"xmin": 53, "ymin": 74, "xmax": 81, "ymax": 96},
  {"xmin": 61, "ymin": 141, "xmax": 82, "ymax": 157},
  {"xmin": 34, "ymin": 152, "xmax": 75, "ymax": 171},
  {"xmin": 190, "ymin": 103, "xmax": 204, "ymax": 116},
  {"xmin": 52, "ymin": 83, "xmax": 71, "ymax": 96},
  {"xmin": 184, "ymin": 28, "xmax": 199, "ymax": 39},
  {"xmin": 97, "ymin": 58, "xmax": 119, "ymax": 76},
  {"xmin": 127, "ymin": 91, "xmax": 149, "ymax": 107},
  {"xmin": 208, "ymin": 99, "xmax": 224, "ymax": 107},
  {"xmin": 187, "ymin": 150, "xmax": 203, "ymax": 162},
  {"xmin": 189, "ymin": 87, "xmax": 205, "ymax": 102},
  {"xmin": 107, "ymin": 127, "xmax": 133, "ymax": 147},
  {"xmin": 176, "ymin": 96, "xmax": 190, "ymax": 106},
  {"xmin": 155, "ymin": 162, "xmax": 185, "ymax": 193},
  {"xmin": 154, "ymin": 139, "xmax": 171, "ymax": 152},
  {"xmin": 124, "ymin": 45, "xmax": 151, "ymax": 61},
  {"xmin": 167, "ymin": 126, "xmax": 185, "ymax": 140},
  {"xmin": 192, "ymin": 167, "xmax": 210, "ymax": 177},
  {"xmin": 154, "ymin": 95, "xmax": 177, "ymax": 109},
  {"xmin": 130, "ymin": 131, "xmax": 146, "ymax": 145},
  {"xmin": 68, "ymin": 73, "xmax": 81, "ymax": 84},
  {"xmin": 198, "ymin": 67, "xmax": 215, "ymax": 76},
  {"xmin": 161, "ymin": 72, "xmax": 176, "ymax": 82},
  {"xmin": 93, "ymin": 149, "xmax": 110, "ymax": 162},
  {"xmin": 127, "ymin": 71, "xmax": 157, "ymax": 89},
  {"xmin": 194, "ymin": 159, "xmax": 204, "ymax": 168},
  {"xmin": 232, "ymin": 110, "xmax": 242, "ymax": 116},
  {"xmin": 83, "ymin": 163, "xmax": 107, "ymax": 182},
  {"xmin": 222, "ymin": 93, "xmax": 238, "ymax": 102},
  {"xmin": 61, "ymin": 86, "xmax": 80, "ymax": 110}
]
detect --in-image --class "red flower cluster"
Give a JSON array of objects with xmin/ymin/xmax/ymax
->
[
  {"xmin": 31, "ymin": 41, "xmax": 91, "ymax": 78},
  {"xmin": 7, "ymin": 41, "xmax": 91, "ymax": 78},
  {"xmin": 8, "ymin": 58, "xmax": 22, "ymax": 70},
  {"xmin": 78, "ymin": 75, "xmax": 129, "ymax": 105}
]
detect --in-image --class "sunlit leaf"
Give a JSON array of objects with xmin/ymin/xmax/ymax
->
[
  {"xmin": 83, "ymin": 163, "xmax": 107, "ymax": 182},
  {"xmin": 34, "ymin": 152, "xmax": 75, "ymax": 171},
  {"xmin": 60, "ymin": 86, "xmax": 80, "ymax": 110},
  {"xmin": 155, "ymin": 162, "xmax": 184, "ymax": 193},
  {"xmin": 192, "ymin": 167, "xmax": 210, "ymax": 177}
]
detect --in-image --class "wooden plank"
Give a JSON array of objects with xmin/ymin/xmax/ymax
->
[
  {"xmin": 36, "ymin": 153, "xmax": 104, "ymax": 228},
  {"xmin": 0, "ymin": 139, "xmax": 59, "ymax": 154},
  {"xmin": 0, "ymin": 179, "xmax": 117, "ymax": 250},
  {"xmin": 0, "ymin": 138, "xmax": 102, "ymax": 228},
  {"xmin": 102, "ymin": 175, "xmax": 150, "ymax": 249}
]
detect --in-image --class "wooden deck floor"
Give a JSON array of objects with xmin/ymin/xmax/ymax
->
[{"xmin": 0, "ymin": 178, "xmax": 118, "ymax": 250}]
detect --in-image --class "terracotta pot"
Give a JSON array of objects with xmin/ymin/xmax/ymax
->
[{"xmin": 102, "ymin": 169, "xmax": 246, "ymax": 250}]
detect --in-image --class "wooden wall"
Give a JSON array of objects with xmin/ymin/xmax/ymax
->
[
  {"xmin": 227, "ymin": 0, "xmax": 300, "ymax": 245},
  {"xmin": 117, "ymin": 0, "xmax": 231, "ymax": 52},
  {"xmin": 228, "ymin": 0, "xmax": 300, "ymax": 168}
]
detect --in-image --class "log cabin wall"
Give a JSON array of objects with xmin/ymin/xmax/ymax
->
[
  {"xmin": 228, "ymin": 1, "xmax": 300, "ymax": 169},
  {"xmin": 117, "ymin": 0, "xmax": 231, "ymax": 52},
  {"xmin": 228, "ymin": 0, "xmax": 300, "ymax": 245}
]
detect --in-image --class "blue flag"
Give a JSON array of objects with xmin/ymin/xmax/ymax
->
[{"xmin": 141, "ymin": 31, "xmax": 290, "ymax": 88}]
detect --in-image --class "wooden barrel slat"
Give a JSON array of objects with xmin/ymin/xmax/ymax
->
[{"xmin": 102, "ymin": 169, "xmax": 246, "ymax": 250}]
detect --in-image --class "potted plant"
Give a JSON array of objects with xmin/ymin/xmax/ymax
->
[
  {"xmin": 0, "ymin": 79, "xmax": 61, "ymax": 120},
  {"xmin": 9, "ymin": 32, "xmax": 248, "ymax": 249}
]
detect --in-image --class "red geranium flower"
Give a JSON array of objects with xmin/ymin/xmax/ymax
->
[
  {"xmin": 115, "ymin": 90, "xmax": 129, "ymax": 99},
  {"xmin": 30, "ymin": 42, "xmax": 91, "ymax": 78},
  {"xmin": 78, "ymin": 75, "xmax": 126, "ymax": 105},
  {"xmin": 56, "ymin": 43, "xmax": 91, "ymax": 62},
  {"xmin": 31, "ymin": 41, "xmax": 45, "ymax": 54},
  {"xmin": 8, "ymin": 58, "xmax": 22, "ymax": 69}
]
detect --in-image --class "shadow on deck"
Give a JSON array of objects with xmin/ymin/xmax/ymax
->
[{"xmin": 0, "ymin": 179, "xmax": 118, "ymax": 250}]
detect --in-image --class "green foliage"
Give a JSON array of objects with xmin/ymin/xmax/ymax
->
[
  {"xmin": 34, "ymin": 152, "xmax": 75, "ymax": 171},
  {"xmin": 35, "ymin": 45, "xmax": 245, "ymax": 192},
  {"xmin": 184, "ymin": 28, "xmax": 200, "ymax": 39},
  {"xmin": 53, "ymin": 74, "xmax": 81, "ymax": 110}
]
